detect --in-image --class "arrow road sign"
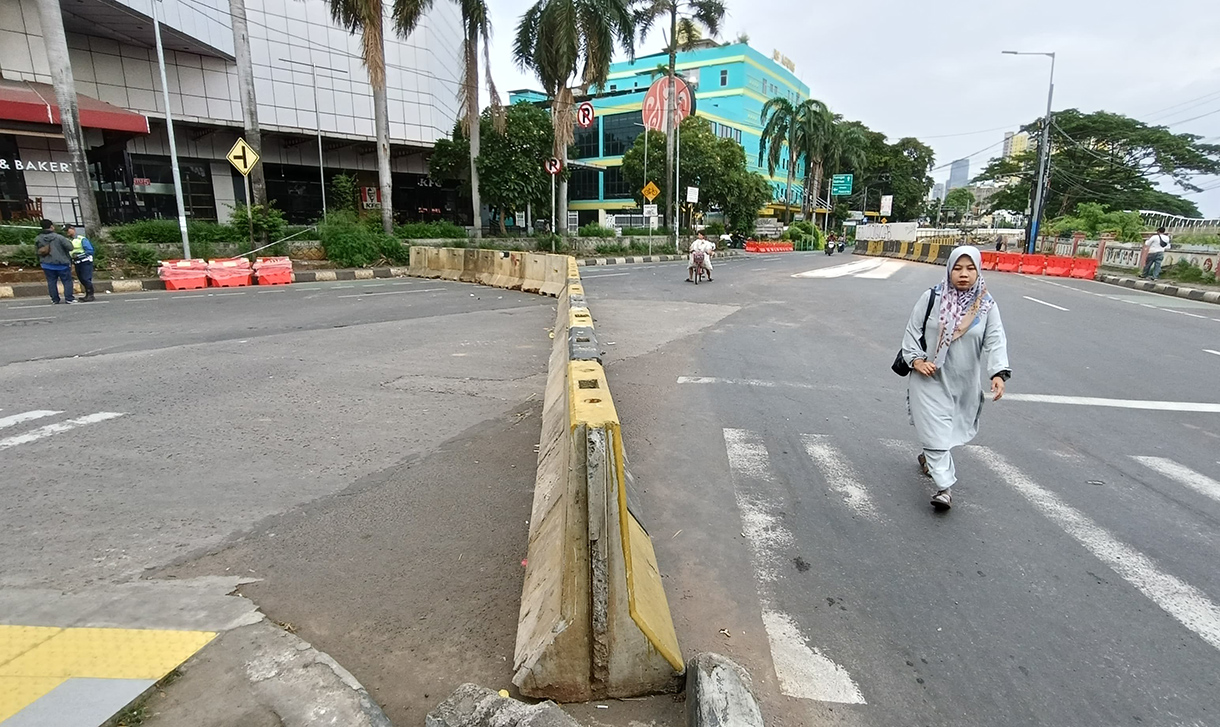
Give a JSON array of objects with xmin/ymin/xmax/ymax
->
[
  {"xmin": 544, "ymin": 158, "xmax": 563, "ymax": 175},
  {"xmin": 227, "ymin": 137, "xmax": 260, "ymax": 177},
  {"xmin": 641, "ymin": 181, "xmax": 660, "ymax": 201},
  {"xmin": 577, "ymin": 101, "xmax": 595, "ymax": 129},
  {"xmin": 831, "ymin": 173, "xmax": 853, "ymax": 196}
]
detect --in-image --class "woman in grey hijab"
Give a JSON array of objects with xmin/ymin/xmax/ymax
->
[{"xmin": 900, "ymin": 246, "xmax": 1011, "ymax": 510}]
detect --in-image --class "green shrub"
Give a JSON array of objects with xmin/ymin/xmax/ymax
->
[
  {"xmin": 532, "ymin": 234, "xmax": 566, "ymax": 253},
  {"xmin": 619, "ymin": 226, "xmax": 668, "ymax": 237},
  {"xmin": 395, "ymin": 220, "xmax": 468, "ymax": 239},
  {"xmin": 0, "ymin": 223, "xmax": 39, "ymax": 245},
  {"xmin": 3, "ymin": 243, "xmax": 39, "ymax": 267},
  {"xmin": 319, "ymin": 212, "xmax": 403, "ymax": 267},
  {"xmin": 329, "ymin": 174, "xmax": 359, "ymax": 214},
  {"xmin": 593, "ymin": 242, "xmax": 628, "ymax": 255},
  {"xmin": 1173, "ymin": 232, "xmax": 1220, "ymax": 248},
  {"xmin": 703, "ymin": 221, "xmax": 726, "ymax": 236},
  {"xmin": 378, "ymin": 237, "xmax": 410, "ymax": 263},
  {"xmin": 109, "ymin": 219, "xmax": 183, "ymax": 245},
  {"xmin": 124, "ymin": 242, "xmax": 159, "ymax": 267},
  {"xmin": 230, "ymin": 203, "xmax": 288, "ymax": 252},
  {"xmin": 578, "ymin": 223, "xmax": 616, "ymax": 238}
]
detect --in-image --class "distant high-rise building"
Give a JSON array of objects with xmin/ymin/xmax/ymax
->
[
  {"xmin": 931, "ymin": 182, "xmax": 946, "ymax": 201},
  {"xmin": 947, "ymin": 158, "xmax": 970, "ymax": 190},
  {"xmin": 1002, "ymin": 131, "xmax": 1030, "ymax": 159}
]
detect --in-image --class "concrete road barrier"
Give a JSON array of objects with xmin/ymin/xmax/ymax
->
[
  {"xmin": 490, "ymin": 251, "xmax": 524, "ymax": 290},
  {"xmin": 521, "ymin": 254, "xmax": 547, "ymax": 294},
  {"xmin": 540, "ymin": 255, "xmax": 566, "ymax": 298}
]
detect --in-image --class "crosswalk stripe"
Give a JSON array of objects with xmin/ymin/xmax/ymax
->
[
  {"xmin": 800, "ymin": 434, "xmax": 882, "ymax": 520},
  {"xmin": 970, "ymin": 446, "xmax": 1220, "ymax": 652},
  {"xmin": 0, "ymin": 411, "xmax": 61, "ymax": 430},
  {"xmin": 0, "ymin": 412, "xmax": 125, "ymax": 451},
  {"xmin": 723, "ymin": 428, "xmax": 867, "ymax": 704},
  {"xmin": 1133, "ymin": 456, "xmax": 1220, "ymax": 505}
]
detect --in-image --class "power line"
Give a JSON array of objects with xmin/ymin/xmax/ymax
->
[
  {"xmin": 930, "ymin": 138, "xmax": 1007, "ymax": 172},
  {"xmin": 1163, "ymin": 105, "xmax": 1220, "ymax": 127},
  {"xmin": 1142, "ymin": 88, "xmax": 1220, "ymax": 121},
  {"xmin": 917, "ymin": 123, "xmax": 1026, "ymax": 140}
]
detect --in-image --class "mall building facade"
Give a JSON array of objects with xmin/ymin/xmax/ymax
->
[{"xmin": 0, "ymin": 0, "xmax": 464, "ymax": 226}]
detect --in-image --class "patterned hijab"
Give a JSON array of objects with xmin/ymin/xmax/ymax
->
[{"xmin": 932, "ymin": 246, "xmax": 994, "ymax": 366}]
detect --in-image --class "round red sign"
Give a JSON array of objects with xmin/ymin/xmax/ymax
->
[{"xmin": 642, "ymin": 76, "xmax": 693, "ymax": 132}]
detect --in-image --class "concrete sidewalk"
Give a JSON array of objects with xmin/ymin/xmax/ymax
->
[{"xmin": 1095, "ymin": 271, "xmax": 1220, "ymax": 304}]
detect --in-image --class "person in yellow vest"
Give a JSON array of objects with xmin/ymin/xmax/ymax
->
[{"xmin": 64, "ymin": 225, "xmax": 95, "ymax": 302}]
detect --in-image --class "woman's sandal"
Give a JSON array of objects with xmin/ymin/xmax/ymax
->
[
  {"xmin": 917, "ymin": 453, "xmax": 931, "ymax": 478},
  {"xmin": 931, "ymin": 489, "xmax": 952, "ymax": 510}
]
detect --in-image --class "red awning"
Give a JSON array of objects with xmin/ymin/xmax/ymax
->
[{"xmin": 0, "ymin": 78, "xmax": 149, "ymax": 134}]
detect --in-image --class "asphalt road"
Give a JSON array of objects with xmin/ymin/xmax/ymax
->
[{"xmin": 579, "ymin": 252, "xmax": 1220, "ymax": 727}]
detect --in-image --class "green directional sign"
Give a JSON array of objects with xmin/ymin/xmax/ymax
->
[{"xmin": 831, "ymin": 173, "xmax": 853, "ymax": 196}]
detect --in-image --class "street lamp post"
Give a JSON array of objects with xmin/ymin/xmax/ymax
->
[
  {"xmin": 151, "ymin": 0, "xmax": 190, "ymax": 258},
  {"xmin": 281, "ymin": 58, "xmax": 348, "ymax": 219},
  {"xmin": 634, "ymin": 122, "xmax": 652, "ymax": 254},
  {"xmin": 1003, "ymin": 50, "xmax": 1056, "ymax": 254}
]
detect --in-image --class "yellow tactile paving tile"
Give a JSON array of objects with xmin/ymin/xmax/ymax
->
[
  {"xmin": 0, "ymin": 676, "xmax": 67, "ymax": 722},
  {"xmin": 0, "ymin": 627, "xmax": 215, "ymax": 680},
  {"xmin": 0, "ymin": 626, "xmax": 62, "ymax": 667}
]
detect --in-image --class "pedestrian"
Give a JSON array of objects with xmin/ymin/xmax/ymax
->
[
  {"xmin": 64, "ymin": 224, "xmax": 95, "ymax": 302},
  {"xmin": 1139, "ymin": 227, "xmax": 1171, "ymax": 280},
  {"xmin": 899, "ymin": 246, "xmax": 1010, "ymax": 510},
  {"xmin": 35, "ymin": 219, "xmax": 77, "ymax": 304}
]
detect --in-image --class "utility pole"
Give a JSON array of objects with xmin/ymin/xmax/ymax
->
[
  {"xmin": 33, "ymin": 0, "xmax": 101, "ymax": 233},
  {"xmin": 229, "ymin": 0, "xmax": 266, "ymax": 207},
  {"xmin": 1003, "ymin": 50, "xmax": 1055, "ymax": 254},
  {"xmin": 282, "ymin": 58, "xmax": 348, "ymax": 218},
  {"xmin": 152, "ymin": 0, "xmax": 190, "ymax": 258}
]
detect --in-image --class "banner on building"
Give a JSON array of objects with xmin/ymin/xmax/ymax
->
[{"xmin": 361, "ymin": 187, "xmax": 382, "ymax": 209}]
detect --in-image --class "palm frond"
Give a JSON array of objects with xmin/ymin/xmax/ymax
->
[
  {"xmin": 688, "ymin": 0, "xmax": 725, "ymax": 37},
  {"xmin": 390, "ymin": 0, "xmax": 436, "ymax": 37}
]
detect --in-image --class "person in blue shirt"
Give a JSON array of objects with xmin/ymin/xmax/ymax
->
[
  {"xmin": 34, "ymin": 219, "xmax": 77, "ymax": 304},
  {"xmin": 64, "ymin": 224, "xmax": 95, "ymax": 302}
]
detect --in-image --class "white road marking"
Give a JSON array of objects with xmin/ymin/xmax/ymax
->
[
  {"xmin": 800, "ymin": 434, "xmax": 882, "ymax": 520},
  {"xmin": 0, "ymin": 412, "xmax": 125, "ymax": 450},
  {"xmin": 971, "ymin": 446, "xmax": 1220, "ymax": 652},
  {"xmin": 677, "ymin": 376, "xmax": 852, "ymax": 393},
  {"xmin": 723, "ymin": 428, "xmax": 867, "ymax": 704},
  {"xmin": 854, "ymin": 260, "xmax": 906, "ymax": 279},
  {"xmin": 1022, "ymin": 295, "xmax": 1069, "ymax": 311},
  {"xmin": 1034, "ymin": 277, "xmax": 1219, "ymax": 324},
  {"xmin": 792, "ymin": 258, "xmax": 884, "ymax": 279},
  {"xmin": 0, "ymin": 410, "xmax": 60, "ymax": 430},
  {"xmin": 124, "ymin": 298, "xmax": 158, "ymax": 302},
  {"xmin": 0, "ymin": 316, "xmax": 56, "ymax": 322},
  {"xmin": 1205, "ymin": 349, "xmax": 1220, "ymax": 357},
  {"xmin": 580, "ymin": 272, "xmax": 631, "ymax": 279},
  {"xmin": 1005, "ymin": 393, "xmax": 1220, "ymax": 413},
  {"xmin": 337, "ymin": 287, "xmax": 446, "ymax": 299},
  {"xmin": 1133, "ymin": 457, "xmax": 1220, "ymax": 505}
]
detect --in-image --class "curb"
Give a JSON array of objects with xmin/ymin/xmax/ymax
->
[
  {"xmin": 1095, "ymin": 273, "xmax": 1220, "ymax": 305},
  {"xmin": 425, "ymin": 684, "xmax": 579, "ymax": 727},
  {"xmin": 0, "ymin": 267, "xmax": 408, "ymax": 299},
  {"xmin": 687, "ymin": 653, "xmax": 765, "ymax": 727},
  {"xmin": 577, "ymin": 250, "xmax": 743, "ymax": 266}
]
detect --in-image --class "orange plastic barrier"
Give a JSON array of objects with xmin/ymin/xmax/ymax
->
[
  {"xmin": 996, "ymin": 253, "xmax": 1023, "ymax": 273},
  {"xmin": 745, "ymin": 241, "xmax": 793, "ymax": 253},
  {"xmin": 1019, "ymin": 254, "xmax": 1047, "ymax": 275},
  {"xmin": 1045, "ymin": 256, "xmax": 1073, "ymax": 277},
  {"xmin": 158, "ymin": 259, "xmax": 208, "ymax": 290},
  {"xmin": 980, "ymin": 251, "xmax": 999, "ymax": 270},
  {"xmin": 207, "ymin": 258, "xmax": 253, "ymax": 287},
  {"xmin": 1070, "ymin": 258, "xmax": 1099, "ymax": 279},
  {"xmin": 254, "ymin": 256, "xmax": 293, "ymax": 286}
]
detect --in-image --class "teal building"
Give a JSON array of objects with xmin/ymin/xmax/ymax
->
[{"xmin": 509, "ymin": 41, "xmax": 809, "ymax": 226}]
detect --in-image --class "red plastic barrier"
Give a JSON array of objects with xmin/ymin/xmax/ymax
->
[
  {"xmin": 254, "ymin": 256, "xmax": 293, "ymax": 286},
  {"xmin": 745, "ymin": 240, "xmax": 758, "ymax": 252},
  {"xmin": 1070, "ymin": 258, "xmax": 1099, "ymax": 279},
  {"xmin": 1020, "ymin": 254, "xmax": 1047, "ymax": 275},
  {"xmin": 996, "ymin": 252, "xmax": 1023, "ymax": 273},
  {"xmin": 207, "ymin": 258, "xmax": 253, "ymax": 287},
  {"xmin": 158, "ymin": 259, "xmax": 208, "ymax": 290},
  {"xmin": 1045, "ymin": 256, "xmax": 1073, "ymax": 277},
  {"xmin": 980, "ymin": 251, "xmax": 999, "ymax": 270}
]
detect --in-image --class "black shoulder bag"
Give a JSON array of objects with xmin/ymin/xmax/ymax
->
[{"xmin": 891, "ymin": 288, "xmax": 938, "ymax": 376}]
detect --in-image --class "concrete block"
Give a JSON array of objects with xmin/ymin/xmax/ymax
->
[
  {"xmin": 425, "ymin": 684, "xmax": 581, "ymax": 727},
  {"xmin": 475, "ymin": 249, "xmax": 497, "ymax": 286},
  {"xmin": 686, "ymin": 653, "xmax": 764, "ymax": 727},
  {"xmin": 312, "ymin": 271, "xmax": 338, "ymax": 282},
  {"xmin": 110, "ymin": 279, "xmax": 144, "ymax": 292},
  {"xmin": 522, "ymin": 253, "xmax": 546, "ymax": 294},
  {"xmin": 408, "ymin": 246, "xmax": 429, "ymax": 277},
  {"xmin": 540, "ymin": 254, "xmax": 567, "ymax": 297},
  {"xmin": 354, "ymin": 269, "xmax": 375, "ymax": 280},
  {"xmin": 0, "ymin": 285, "xmax": 13, "ymax": 298},
  {"xmin": 460, "ymin": 249, "xmax": 479, "ymax": 284}
]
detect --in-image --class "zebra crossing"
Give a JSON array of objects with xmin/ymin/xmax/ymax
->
[
  {"xmin": 0, "ymin": 408, "xmax": 125, "ymax": 451},
  {"xmin": 721, "ymin": 426, "xmax": 1220, "ymax": 707},
  {"xmin": 791, "ymin": 258, "xmax": 908, "ymax": 280}
]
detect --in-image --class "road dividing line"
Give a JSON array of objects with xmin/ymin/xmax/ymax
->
[
  {"xmin": 336, "ymin": 287, "xmax": 446, "ymax": 299},
  {"xmin": 1004, "ymin": 394, "xmax": 1220, "ymax": 413},
  {"xmin": 580, "ymin": 272, "xmax": 631, "ymax": 279},
  {"xmin": 970, "ymin": 446, "xmax": 1220, "ymax": 652},
  {"xmin": 723, "ymin": 428, "xmax": 867, "ymax": 704},
  {"xmin": 800, "ymin": 434, "xmax": 882, "ymax": 520},
  {"xmin": 1022, "ymin": 295, "xmax": 1069, "ymax": 311},
  {"xmin": 0, "ymin": 412, "xmax": 125, "ymax": 450},
  {"xmin": 1133, "ymin": 457, "xmax": 1220, "ymax": 505},
  {"xmin": 0, "ymin": 411, "xmax": 60, "ymax": 430},
  {"xmin": 1205, "ymin": 349, "xmax": 1220, "ymax": 358}
]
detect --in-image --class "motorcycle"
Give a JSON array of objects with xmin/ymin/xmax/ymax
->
[
  {"xmin": 837, "ymin": 241, "xmax": 846, "ymax": 253},
  {"xmin": 691, "ymin": 250, "xmax": 709, "ymax": 284},
  {"xmin": 825, "ymin": 240, "xmax": 835, "ymax": 256}
]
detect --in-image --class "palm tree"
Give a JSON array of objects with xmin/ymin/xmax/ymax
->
[
  {"xmin": 759, "ymin": 96, "xmax": 801, "ymax": 224},
  {"xmin": 515, "ymin": 0, "xmax": 636, "ymax": 234},
  {"xmin": 634, "ymin": 0, "xmax": 725, "ymax": 244},
  {"xmin": 794, "ymin": 98, "xmax": 832, "ymax": 221},
  {"xmin": 325, "ymin": 0, "xmax": 395, "ymax": 233},
  {"xmin": 396, "ymin": 0, "xmax": 502, "ymax": 238},
  {"xmin": 823, "ymin": 119, "xmax": 868, "ymax": 223}
]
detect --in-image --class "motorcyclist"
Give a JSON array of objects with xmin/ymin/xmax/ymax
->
[{"xmin": 687, "ymin": 233, "xmax": 715, "ymax": 282}]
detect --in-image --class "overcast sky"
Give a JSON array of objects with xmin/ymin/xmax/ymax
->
[{"xmin": 483, "ymin": 0, "xmax": 1220, "ymax": 217}]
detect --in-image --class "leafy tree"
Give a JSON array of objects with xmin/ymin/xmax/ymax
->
[
  {"xmin": 847, "ymin": 127, "xmax": 934, "ymax": 222},
  {"xmin": 1047, "ymin": 202, "xmax": 1144, "ymax": 242},
  {"xmin": 514, "ymin": 0, "xmax": 637, "ymax": 233},
  {"xmin": 634, "ymin": 0, "xmax": 725, "ymax": 244},
  {"xmin": 429, "ymin": 103, "xmax": 555, "ymax": 235},
  {"xmin": 974, "ymin": 109, "xmax": 1220, "ymax": 218},
  {"xmin": 395, "ymin": 0, "xmax": 502, "ymax": 238},
  {"xmin": 943, "ymin": 188, "xmax": 975, "ymax": 216},
  {"xmin": 758, "ymin": 96, "xmax": 802, "ymax": 223}
]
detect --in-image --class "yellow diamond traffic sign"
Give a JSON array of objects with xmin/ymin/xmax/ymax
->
[
  {"xmin": 641, "ymin": 181, "xmax": 660, "ymax": 202},
  {"xmin": 226, "ymin": 137, "xmax": 260, "ymax": 177}
]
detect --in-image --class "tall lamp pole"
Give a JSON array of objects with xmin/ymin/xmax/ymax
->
[
  {"xmin": 1003, "ymin": 50, "xmax": 1056, "ymax": 254},
  {"xmin": 281, "ymin": 58, "xmax": 348, "ymax": 218}
]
